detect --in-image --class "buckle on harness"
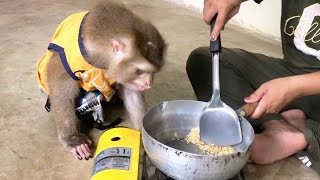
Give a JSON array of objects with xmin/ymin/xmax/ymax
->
[{"xmin": 45, "ymin": 97, "xmax": 51, "ymax": 112}]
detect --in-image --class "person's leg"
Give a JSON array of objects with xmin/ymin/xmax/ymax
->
[
  {"xmin": 302, "ymin": 118, "xmax": 320, "ymax": 172},
  {"xmin": 186, "ymin": 47, "xmax": 320, "ymax": 171},
  {"xmin": 186, "ymin": 47, "xmax": 213, "ymax": 102}
]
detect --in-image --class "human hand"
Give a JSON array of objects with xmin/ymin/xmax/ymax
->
[
  {"xmin": 203, "ymin": 0, "xmax": 244, "ymax": 40},
  {"xmin": 244, "ymin": 77, "xmax": 299, "ymax": 119}
]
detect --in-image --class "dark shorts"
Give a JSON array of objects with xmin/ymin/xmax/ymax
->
[
  {"xmin": 186, "ymin": 47, "xmax": 320, "ymax": 171},
  {"xmin": 304, "ymin": 119, "xmax": 320, "ymax": 172}
]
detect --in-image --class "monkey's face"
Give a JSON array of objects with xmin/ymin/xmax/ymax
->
[
  {"xmin": 127, "ymin": 72, "xmax": 154, "ymax": 91},
  {"xmin": 103, "ymin": 39, "xmax": 158, "ymax": 92},
  {"xmin": 102, "ymin": 37, "xmax": 164, "ymax": 92},
  {"xmin": 115, "ymin": 57, "xmax": 157, "ymax": 92}
]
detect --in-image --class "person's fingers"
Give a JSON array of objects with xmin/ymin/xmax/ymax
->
[
  {"xmin": 226, "ymin": 5, "xmax": 240, "ymax": 23},
  {"xmin": 203, "ymin": 1, "xmax": 217, "ymax": 25},
  {"xmin": 250, "ymin": 100, "xmax": 267, "ymax": 119},
  {"xmin": 245, "ymin": 86, "xmax": 267, "ymax": 119},
  {"xmin": 211, "ymin": 12, "xmax": 228, "ymax": 40},
  {"xmin": 244, "ymin": 87, "xmax": 266, "ymax": 103}
]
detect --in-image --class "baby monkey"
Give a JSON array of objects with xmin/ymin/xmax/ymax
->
[{"xmin": 36, "ymin": 0, "xmax": 166, "ymax": 160}]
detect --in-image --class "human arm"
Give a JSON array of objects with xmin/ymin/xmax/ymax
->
[{"xmin": 244, "ymin": 71, "xmax": 320, "ymax": 118}]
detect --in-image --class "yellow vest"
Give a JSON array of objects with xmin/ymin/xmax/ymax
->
[{"xmin": 36, "ymin": 12, "xmax": 116, "ymax": 101}]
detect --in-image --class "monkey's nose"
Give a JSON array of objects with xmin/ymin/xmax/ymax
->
[
  {"xmin": 145, "ymin": 84, "xmax": 151, "ymax": 89},
  {"xmin": 145, "ymin": 81, "xmax": 151, "ymax": 88}
]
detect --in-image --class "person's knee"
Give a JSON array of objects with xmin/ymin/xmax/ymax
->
[{"xmin": 186, "ymin": 47, "xmax": 210, "ymax": 75}]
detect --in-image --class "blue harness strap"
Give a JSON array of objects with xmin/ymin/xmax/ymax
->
[
  {"xmin": 78, "ymin": 13, "xmax": 89, "ymax": 60},
  {"xmin": 48, "ymin": 43, "xmax": 80, "ymax": 81},
  {"xmin": 47, "ymin": 13, "xmax": 89, "ymax": 81}
]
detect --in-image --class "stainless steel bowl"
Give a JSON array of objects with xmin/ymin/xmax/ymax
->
[{"xmin": 142, "ymin": 100, "xmax": 254, "ymax": 180}]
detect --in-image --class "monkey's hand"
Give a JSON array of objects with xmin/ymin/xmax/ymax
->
[{"xmin": 62, "ymin": 134, "xmax": 93, "ymax": 160}]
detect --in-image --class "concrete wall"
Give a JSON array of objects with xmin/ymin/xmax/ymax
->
[{"xmin": 164, "ymin": 0, "xmax": 281, "ymax": 41}]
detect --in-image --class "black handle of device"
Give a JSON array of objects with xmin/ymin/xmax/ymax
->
[{"xmin": 210, "ymin": 14, "xmax": 222, "ymax": 53}]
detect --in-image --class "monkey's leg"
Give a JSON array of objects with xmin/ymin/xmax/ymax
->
[
  {"xmin": 46, "ymin": 52, "xmax": 92, "ymax": 160},
  {"xmin": 119, "ymin": 86, "xmax": 147, "ymax": 130}
]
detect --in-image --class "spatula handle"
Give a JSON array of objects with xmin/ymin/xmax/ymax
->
[
  {"xmin": 210, "ymin": 14, "xmax": 221, "ymax": 53},
  {"xmin": 238, "ymin": 102, "xmax": 259, "ymax": 118}
]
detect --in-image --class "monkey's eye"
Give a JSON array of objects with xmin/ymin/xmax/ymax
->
[{"xmin": 135, "ymin": 69, "xmax": 144, "ymax": 75}]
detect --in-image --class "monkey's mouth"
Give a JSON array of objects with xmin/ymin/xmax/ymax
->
[
  {"xmin": 131, "ymin": 83, "xmax": 150, "ymax": 91},
  {"xmin": 131, "ymin": 83, "xmax": 145, "ymax": 91}
]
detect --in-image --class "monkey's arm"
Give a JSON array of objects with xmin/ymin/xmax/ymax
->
[
  {"xmin": 119, "ymin": 86, "xmax": 147, "ymax": 130},
  {"xmin": 46, "ymin": 52, "xmax": 92, "ymax": 160}
]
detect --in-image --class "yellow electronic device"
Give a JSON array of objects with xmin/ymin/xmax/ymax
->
[{"xmin": 91, "ymin": 127, "xmax": 141, "ymax": 180}]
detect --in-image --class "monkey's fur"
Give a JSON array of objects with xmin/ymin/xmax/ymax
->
[{"xmin": 43, "ymin": 0, "xmax": 166, "ymax": 159}]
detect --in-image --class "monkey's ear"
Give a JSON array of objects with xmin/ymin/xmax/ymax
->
[{"xmin": 111, "ymin": 39, "xmax": 125, "ymax": 54}]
